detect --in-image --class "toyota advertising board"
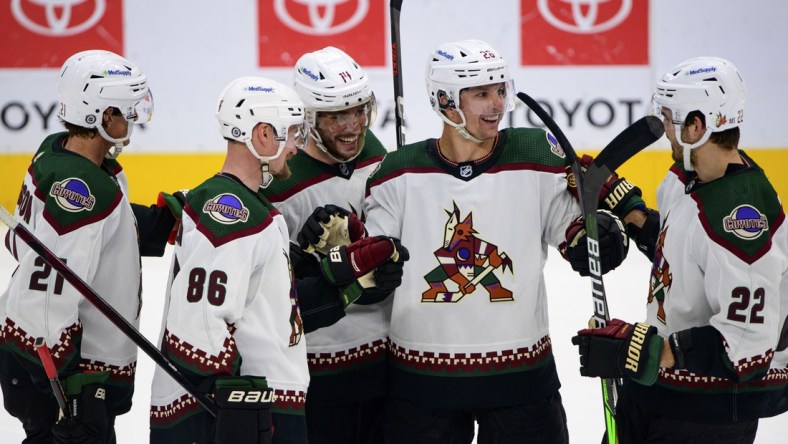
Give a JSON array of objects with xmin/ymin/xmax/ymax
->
[{"xmin": 1, "ymin": 0, "xmax": 787, "ymax": 209}]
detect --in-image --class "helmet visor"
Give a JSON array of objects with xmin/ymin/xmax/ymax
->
[
  {"xmin": 315, "ymin": 97, "xmax": 376, "ymax": 134},
  {"xmin": 458, "ymin": 80, "xmax": 516, "ymax": 117}
]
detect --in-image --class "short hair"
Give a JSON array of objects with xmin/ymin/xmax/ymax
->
[{"xmin": 685, "ymin": 110, "xmax": 740, "ymax": 150}]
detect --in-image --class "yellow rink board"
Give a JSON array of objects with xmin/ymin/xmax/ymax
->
[{"xmin": 1, "ymin": 150, "xmax": 787, "ymax": 214}]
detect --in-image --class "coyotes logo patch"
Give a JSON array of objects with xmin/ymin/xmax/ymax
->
[{"xmin": 422, "ymin": 202, "xmax": 513, "ymax": 303}]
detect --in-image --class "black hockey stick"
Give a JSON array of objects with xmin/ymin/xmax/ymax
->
[
  {"xmin": 390, "ymin": 0, "xmax": 405, "ymax": 149},
  {"xmin": 34, "ymin": 337, "xmax": 72, "ymax": 419},
  {"xmin": 0, "ymin": 207, "xmax": 219, "ymax": 417},
  {"xmin": 517, "ymin": 91, "xmax": 663, "ymax": 443}
]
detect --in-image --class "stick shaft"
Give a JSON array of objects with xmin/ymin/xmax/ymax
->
[{"xmin": 389, "ymin": 0, "xmax": 405, "ymax": 148}]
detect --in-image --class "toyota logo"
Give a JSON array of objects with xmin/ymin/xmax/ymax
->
[
  {"xmin": 274, "ymin": 0, "xmax": 368, "ymax": 36},
  {"xmin": 11, "ymin": 0, "xmax": 106, "ymax": 36},
  {"xmin": 537, "ymin": 0, "xmax": 631, "ymax": 34}
]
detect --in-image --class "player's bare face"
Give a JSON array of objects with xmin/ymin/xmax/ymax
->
[
  {"xmin": 316, "ymin": 105, "xmax": 368, "ymax": 161},
  {"xmin": 460, "ymin": 84, "xmax": 506, "ymax": 140}
]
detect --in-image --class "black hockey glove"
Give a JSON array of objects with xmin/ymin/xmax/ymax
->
[
  {"xmin": 297, "ymin": 204, "xmax": 366, "ymax": 255},
  {"xmin": 566, "ymin": 154, "xmax": 646, "ymax": 219},
  {"xmin": 51, "ymin": 372, "xmax": 110, "ymax": 444},
  {"xmin": 289, "ymin": 241, "xmax": 321, "ymax": 278},
  {"xmin": 157, "ymin": 189, "xmax": 189, "ymax": 245},
  {"xmin": 213, "ymin": 376, "xmax": 273, "ymax": 444},
  {"xmin": 374, "ymin": 239, "xmax": 410, "ymax": 293},
  {"xmin": 572, "ymin": 318, "xmax": 663, "ymax": 386},
  {"xmin": 559, "ymin": 210, "xmax": 628, "ymax": 276}
]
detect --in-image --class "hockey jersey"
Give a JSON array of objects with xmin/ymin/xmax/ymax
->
[
  {"xmin": 149, "ymin": 174, "xmax": 309, "ymax": 428},
  {"xmin": 626, "ymin": 152, "xmax": 788, "ymax": 421},
  {"xmin": 364, "ymin": 128, "xmax": 580, "ymax": 408},
  {"xmin": 1, "ymin": 132, "xmax": 141, "ymax": 414},
  {"xmin": 262, "ymin": 130, "xmax": 388, "ymax": 402}
]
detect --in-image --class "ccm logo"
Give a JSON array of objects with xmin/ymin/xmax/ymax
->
[{"xmin": 226, "ymin": 389, "xmax": 274, "ymax": 404}]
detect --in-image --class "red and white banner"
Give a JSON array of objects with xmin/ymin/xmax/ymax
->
[
  {"xmin": 520, "ymin": 0, "xmax": 648, "ymax": 66},
  {"xmin": 1, "ymin": 0, "xmax": 124, "ymax": 68},
  {"xmin": 258, "ymin": 0, "xmax": 386, "ymax": 67}
]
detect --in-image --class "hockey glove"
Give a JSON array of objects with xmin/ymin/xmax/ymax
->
[
  {"xmin": 559, "ymin": 210, "xmax": 628, "ymax": 277},
  {"xmin": 213, "ymin": 376, "xmax": 273, "ymax": 444},
  {"xmin": 321, "ymin": 236, "xmax": 403, "ymax": 306},
  {"xmin": 572, "ymin": 319, "xmax": 663, "ymax": 386},
  {"xmin": 373, "ymin": 239, "xmax": 410, "ymax": 293},
  {"xmin": 566, "ymin": 155, "xmax": 646, "ymax": 219},
  {"xmin": 298, "ymin": 204, "xmax": 366, "ymax": 255},
  {"xmin": 157, "ymin": 189, "xmax": 189, "ymax": 245},
  {"xmin": 52, "ymin": 372, "xmax": 110, "ymax": 444}
]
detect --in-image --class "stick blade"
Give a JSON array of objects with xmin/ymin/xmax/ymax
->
[{"xmin": 594, "ymin": 115, "xmax": 664, "ymax": 172}]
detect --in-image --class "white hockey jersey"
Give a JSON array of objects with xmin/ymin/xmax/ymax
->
[
  {"xmin": 628, "ymin": 154, "xmax": 788, "ymax": 420},
  {"xmin": 364, "ymin": 128, "xmax": 581, "ymax": 408},
  {"xmin": 1, "ymin": 132, "xmax": 140, "ymax": 413},
  {"xmin": 150, "ymin": 173, "xmax": 309, "ymax": 428},
  {"xmin": 261, "ymin": 131, "xmax": 388, "ymax": 402}
]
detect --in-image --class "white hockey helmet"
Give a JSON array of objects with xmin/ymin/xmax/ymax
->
[
  {"xmin": 216, "ymin": 76, "xmax": 305, "ymax": 165},
  {"xmin": 425, "ymin": 39, "xmax": 516, "ymax": 142},
  {"xmin": 57, "ymin": 49, "xmax": 152, "ymax": 158},
  {"xmin": 652, "ymin": 56, "xmax": 746, "ymax": 170},
  {"xmin": 293, "ymin": 46, "xmax": 376, "ymax": 162}
]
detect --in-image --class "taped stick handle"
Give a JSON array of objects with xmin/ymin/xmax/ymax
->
[{"xmin": 34, "ymin": 337, "xmax": 72, "ymax": 419}]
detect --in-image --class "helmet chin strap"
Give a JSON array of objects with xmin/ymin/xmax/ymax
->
[
  {"xmin": 247, "ymin": 138, "xmax": 287, "ymax": 189},
  {"xmin": 676, "ymin": 126, "xmax": 712, "ymax": 172},
  {"xmin": 439, "ymin": 110, "xmax": 484, "ymax": 144},
  {"xmin": 96, "ymin": 123, "xmax": 133, "ymax": 160}
]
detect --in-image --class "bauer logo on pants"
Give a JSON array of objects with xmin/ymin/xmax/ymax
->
[
  {"xmin": 520, "ymin": 0, "xmax": 648, "ymax": 66},
  {"xmin": 1, "ymin": 0, "xmax": 124, "ymax": 67},
  {"xmin": 258, "ymin": 0, "xmax": 386, "ymax": 67}
]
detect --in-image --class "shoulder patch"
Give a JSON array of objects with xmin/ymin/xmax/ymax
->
[
  {"xmin": 546, "ymin": 132, "xmax": 565, "ymax": 158},
  {"xmin": 722, "ymin": 205, "xmax": 769, "ymax": 240},
  {"xmin": 202, "ymin": 193, "xmax": 250, "ymax": 224},
  {"xmin": 49, "ymin": 178, "xmax": 96, "ymax": 212},
  {"xmin": 692, "ymin": 169, "xmax": 784, "ymax": 263}
]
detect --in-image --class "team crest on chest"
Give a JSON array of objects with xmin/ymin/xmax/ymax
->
[
  {"xmin": 723, "ymin": 205, "xmax": 768, "ymax": 240},
  {"xmin": 422, "ymin": 202, "xmax": 514, "ymax": 303},
  {"xmin": 49, "ymin": 178, "xmax": 96, "ymax": 212},
  {"xmin": 203, "ymin": 193, "xmax": 249, "ymax": 224}
]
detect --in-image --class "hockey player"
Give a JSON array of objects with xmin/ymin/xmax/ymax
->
[
  {"xmin": 572, "ymin": 57, "xmax": 788, "ymax": 443},
  {"xmin": 363, "ymin": 39, "xmax": 632, "ymax": 443},
  {"xmin": 261, "ymin": 46, "xmax": 408, "ymax": 444},
  {"xmin": 149, "ymin": 76, "xmax": 404, "ymax": 444},
  {"xmin": 0, "ymin": 50, "xmax": 176, "ymax": 443}
]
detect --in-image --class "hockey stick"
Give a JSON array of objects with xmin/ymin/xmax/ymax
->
[
  {"xmin": 0, "ymin": 207, "xmax": 219, "ymax": 417},
  {"xmin": 34, "ymin": 337, "xmax": 72, "ymax": 419},
  {"xmin": 517, "ymin": 91, "xmax": 663, "ymax": 444},
  {"xmin": 389, "ymin": 0, "xmax": 405, "ymax": 149}
]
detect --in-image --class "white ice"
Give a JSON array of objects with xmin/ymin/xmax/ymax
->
[{"xmin": 0, "ymin": 226, "xmax": 785, "ymax": 443}]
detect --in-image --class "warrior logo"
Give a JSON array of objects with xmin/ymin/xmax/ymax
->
[
  {"xmin": 537, "ymin": 0, "xmax": 631, "ymax": 34},
  {"xmin": 203, "ymin": 193, "xmax": 250, "ymax": 224},
  {"xmin": 422, "ymin": 202, "xmax": 514, "ymax": 303},
  {"xmin": 273, "ymin": 0, "xmax": 368, "ymax": 35},
  {"xmin": 648, "ymin": 221, "xmax": 671, "ymax": 324},
  {"xmin": 723, "ymin": 205, "xmax": 768, "ymax": 240},
  {"xmin": 11, "ymin": 0, "xmax": 106, "ymax": 36},
  {"xmin": 49, "ymin": 178, "xmax": 95, "ymax": 212},
  {"xmin": 285, "ymin": 251, "xmax": 304, "ymax": 346}
]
